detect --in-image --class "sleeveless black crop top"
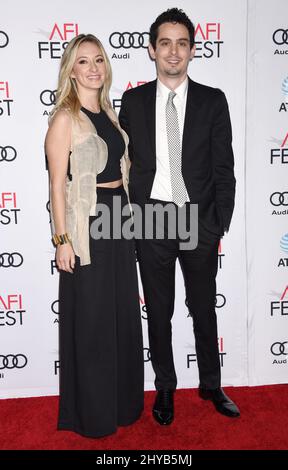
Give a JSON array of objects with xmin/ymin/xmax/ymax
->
[{"xmin": 81, "ymin": 107, "xmax": 125, "ymax": 183}]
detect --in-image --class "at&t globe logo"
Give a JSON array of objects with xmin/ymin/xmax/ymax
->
[{"xmin": 280, "ymin": 234, "xmax": 288, "ymax": 253}]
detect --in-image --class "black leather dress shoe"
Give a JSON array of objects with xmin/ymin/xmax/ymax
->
[
  {"xmin": 199, "ymin": 387, "xmax": 240, "ymax": 418},
  {"xmin": 152, "ymin": 389, "xmax": 174, "ymax": 425}
]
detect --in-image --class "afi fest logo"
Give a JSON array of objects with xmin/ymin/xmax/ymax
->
[
  {"xmin": 112, "ymin": 80, "xmax": 147, "ymax": 111},
  {"xmin": 0, "ymin": 192, "xmax": 20, "ymax": 225},
  {"xmin": 194, "ymin": 23, "xmax": 223, "ymax": 59},
  {"xmin": 38, "ymin": 23, "xmax": 79, "ymax": 59},
  {"xmin": 187, "ymin": 337, "xmax": 226, "ymax": 368},
  {"xmin": 0, "ymin": 294, "xmax": 26, "ymax": 327},
  {"xmin": 270, "ymin": 285, "xmax": 288, "ymax": 317},
  {"xmin": 270, "ymin": 132, "xmax": 288, "ymax": 164},
  {"xmin": 218, "ymin": 239, "xmax": 225, "ymax": 269},
  {"xmin": 0, "ymin": 81, "xmax": 13, "ymax": 116}
]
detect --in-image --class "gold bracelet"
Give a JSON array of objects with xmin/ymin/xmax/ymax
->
[{"xmin": 52, "ymin": 233, "xmax": 71, "ymax": 246}]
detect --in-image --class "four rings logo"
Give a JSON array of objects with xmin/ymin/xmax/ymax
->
[
  {"xmin": 270, "ymin": 192, "xmax": 288, "ymax": 206},
  {"xmin": 273, "ymin": 29, "xmax": 288, "ymax": 45},
  {"xmin": 109, "ymin": 32, "xmax": 149, "ymax": 49},
  {"xmin": 0, "ymin": 354, "xmax": 28, "ymax": 369},
  {"xmin": 215, "ymin": 293, "xmax": 226, "ymax": 308},
  {"xmin": 0, "ymin": 31, "xmax": 9, "ymax": 48},
  {"xmin": 270, "ymin": 342, "xmax": 288, "ymax": 356},
  {"xmin": 0, "ymin": 146, "xmax": 17, "ymax": 162},
  {"xmin": 51, "ymin": 300, "xmax": 59, "ymax": 314},
  {"xmin": 0, "ymin": 253, "xmax": 23, "ymax": 267},
  {"xmin": 40, "ymin": 89, "xmax": 57, "ymax": 106}
]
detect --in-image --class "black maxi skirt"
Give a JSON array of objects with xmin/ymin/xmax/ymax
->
[{"xmin": 57, "ymin": 185, "xmax": 144, "ymax": 438}]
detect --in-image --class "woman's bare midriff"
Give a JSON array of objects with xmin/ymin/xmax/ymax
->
[{"xmin": 96, "ymin": 178, "xmax": 123, "ymax": 188}]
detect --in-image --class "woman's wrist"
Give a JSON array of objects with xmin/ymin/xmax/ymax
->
[{"xmin": 52, "ymin": 233, "xmax": 71, "ymax": 247}]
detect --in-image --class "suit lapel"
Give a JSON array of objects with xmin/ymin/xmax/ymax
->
[
  {"xmin": 182, "ymin": 77, "xmax": 200, "ymax": 159},
  {"xmin": 143, "ymin": 80, "xmax": 157, "ymax": 169}
]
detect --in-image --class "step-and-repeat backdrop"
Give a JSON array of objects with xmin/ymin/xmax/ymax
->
[{"xmin": 1, "ymin": 0, "xmax": 287, "ymax": 398}]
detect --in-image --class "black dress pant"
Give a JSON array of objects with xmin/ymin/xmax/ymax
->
[{"xmin": 136, "ymin": 201, "xmax": 221, "ymax": 391}]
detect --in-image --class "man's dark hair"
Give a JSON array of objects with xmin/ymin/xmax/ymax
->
[{"xmin": 149, "ymin": 8, "xmax": 195, "ymax": 50}]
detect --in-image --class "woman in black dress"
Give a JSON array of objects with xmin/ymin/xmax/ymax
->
[{"xmin": 45, "ymin": 34, "xmax": 144, "ymax": 438}]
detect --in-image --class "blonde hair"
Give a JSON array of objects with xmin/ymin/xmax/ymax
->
[{"xmin": 51, "ymin": 34, "xmax": 112, "ymax": 118}]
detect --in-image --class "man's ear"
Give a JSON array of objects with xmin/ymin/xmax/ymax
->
[
  {"xmin": 190, "ymin": 44, "xmax": 196, "ymax": 60},
  {"xmin": 148, "ymin": 43, "xmax": 156, "ymax": 60}
]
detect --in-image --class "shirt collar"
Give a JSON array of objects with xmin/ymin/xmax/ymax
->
[{"xmin": 157, "ymin": 76, "xmax": 188, "ymax": 103}]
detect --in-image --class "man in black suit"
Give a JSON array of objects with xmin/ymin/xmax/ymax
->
[{"xmin": 119, "ymin": 8, "xmax": 240, "ymax": 424}]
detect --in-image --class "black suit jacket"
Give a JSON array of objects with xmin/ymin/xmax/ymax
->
[{"xmin": 119, "ymin": 77, "xmax": 236, "ymax": 236}]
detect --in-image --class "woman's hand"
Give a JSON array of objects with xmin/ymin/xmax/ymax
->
[{"xmin": 56, "ymin": 243, "xmax": 75, "ymax": 273}]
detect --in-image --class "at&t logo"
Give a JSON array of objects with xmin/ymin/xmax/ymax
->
[
  {"xmin": 278, "ymin": 234, "xmax": 288, "ymax": 267},
  {"xmin": 279, "ymin": 77, "xmax": 288, "ymax": 112}
]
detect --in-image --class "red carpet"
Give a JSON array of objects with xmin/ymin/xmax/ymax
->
[{"xmin": 0, "ymin": 385, "xmax": 287, "ymax": 450}]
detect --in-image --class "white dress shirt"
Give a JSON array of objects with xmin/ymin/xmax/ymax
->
[{"xmin": 150, "ymin": 77, "xmax": 190, "ymax": 202}]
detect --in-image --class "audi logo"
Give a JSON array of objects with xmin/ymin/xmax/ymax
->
[
  {"xmin": 109, "ymin": 32, "xmax": 149, "ymax": 49},
  {"xmin": 0, "ymin": 146, "xmax": 17, "ymax": 162},
  {"xmin": 51, "ymin": 300, "xmax": 59, "ymax": 314},
  {"xmin": 270, "ymin": 342, "xmax": 288, "ymax": 356},
  {"xmin": 215, "ymin": 293, "xmax": 226, "ymax": 308},
  {"xmin": 0, "ymin": 31, "xmax": 9, "ymax": 48},
  {"xmin": 270, "ymin": 192, "xmax": 288, "ymax": 206},
  {"xmin": 40, "ymin": 89, "xmax": 57, "ymax": 106},
  {"xmin": 143, "ymin": 347, "xmax": 151, "ymax": 362},
  {"xmin": 0, "ymin": 354, "xmax": 28, "ymax": 369},
  {"xmin": 272, "ymin": 29, "xmax": 288, "ymax": 45},
  {"xmin": 0, "ymin": 252, "xmax": 24, "ymax": 268}
]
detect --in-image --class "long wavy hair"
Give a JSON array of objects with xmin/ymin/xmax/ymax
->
[{"xmin": 51, "ymin": 34, "xmax": 112, "ymax": 118}]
